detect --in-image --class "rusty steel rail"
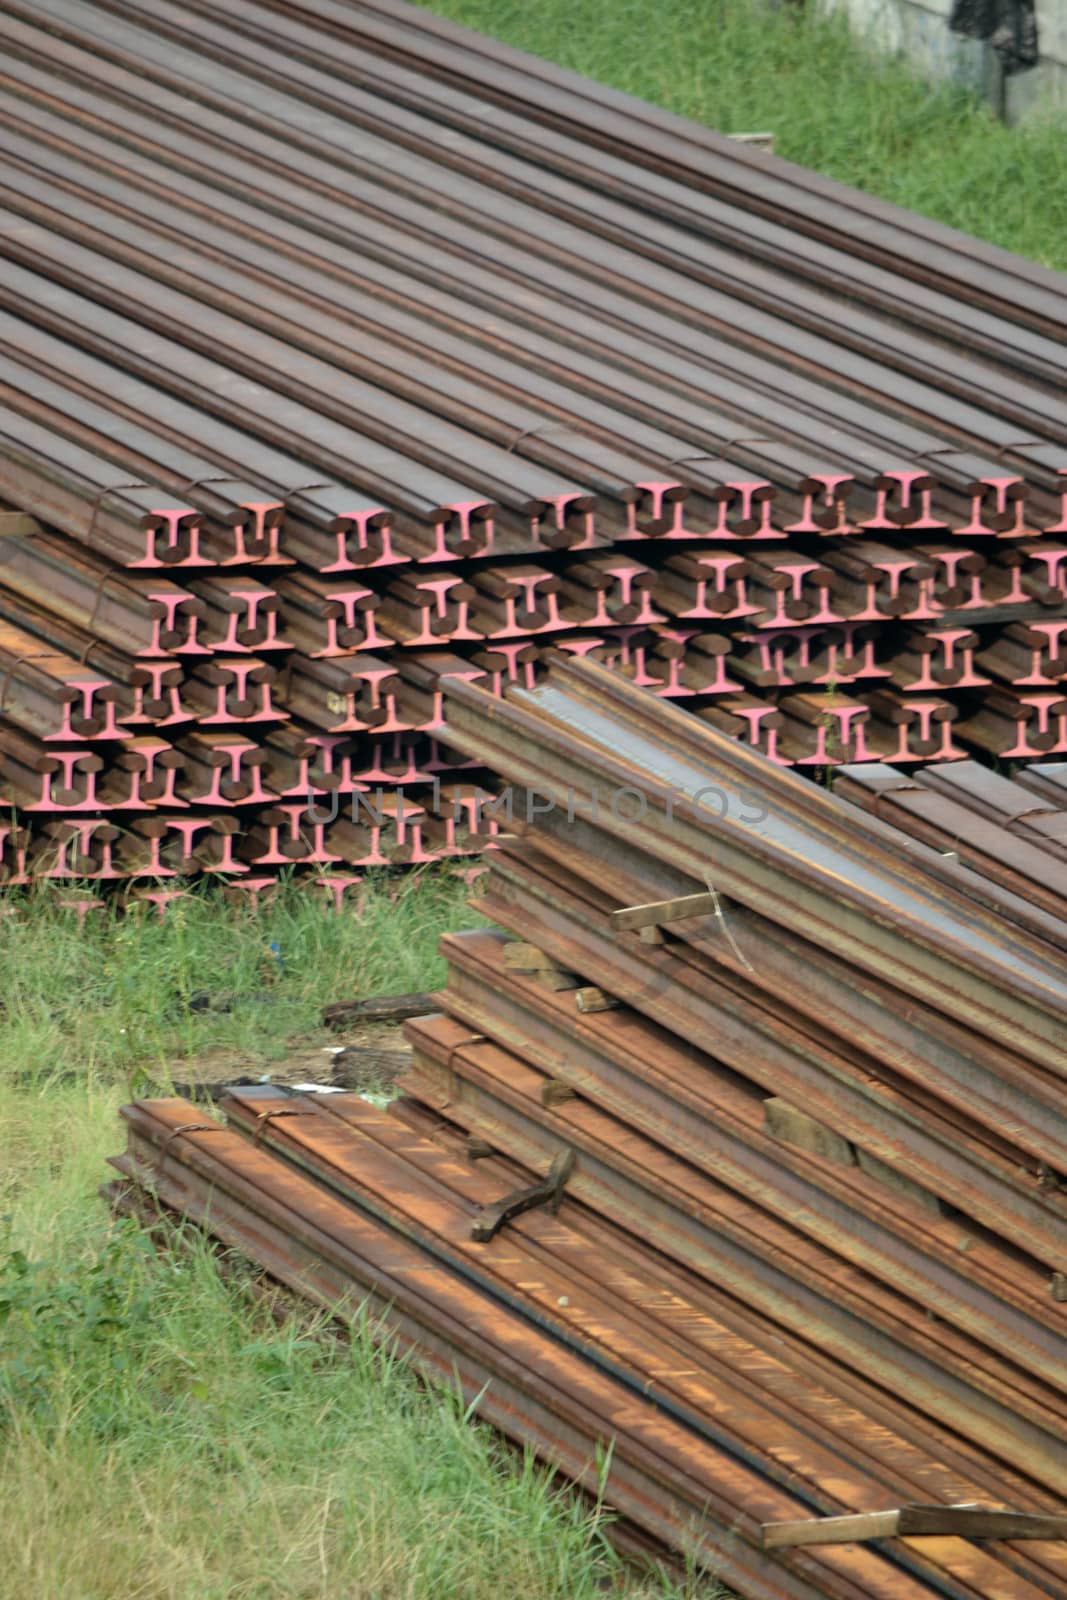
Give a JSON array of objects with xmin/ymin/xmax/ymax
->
[
  {"xmin": 0, "ymin": 0, "xmax": 1064, "ymax": 890},
  {"xmin": 98, "ymin": 584, "xmax": 1067, "ymax": 1595},
  {"xmin": 0, "ymin": 326, "xmax": 409, "ymax": 568},
  {"xmin": 225, "ymin": 1081, "xmax": 1067, "ymax": 1585},
  {"xmin": 0, "ymin": 124, "xmax": 1005, "ymax": 535},
  {"xmin": 440, "ymin": 658, "xmax": 1067, "ymax": 1069},
  {"xmin": 421, "ymin": 929, "xmax": 1067, "ymax": 1364},
  {"xmin": 0, "ymin": 526, "xmax": 209, "ymax": 656},
  {"xmin": 462, "ymin": 846, "xmax": 1067, "ymax": 1264},
  {"xmin": 1, "ymin": 4, "xmax": 1067, "ymax": 510},
  {"xmin": 833, "ymin": 763, "xmax": 1067, "ymax": 919},
  {"xmin": 134, "ymin": 0, "xmax": 1067, "ymax": 395},
  {"xmin": 17, "ymin": 0, "xmax": 1067, "ymax": 478},
  {"xmin": 108, "ymin": 1094, "xmax": 1067, "ymax": 1599},
  {"xmin": 109, "ymin": 1098, "xmax": 860, "ymax": 1600},
  {"xmin": 254, "ymin": 0, "xmax": 1067, "ymax": 334},
  {"xmin": 399, "ymin": 1002, "xmax": 1067, "ymax": 1466}
]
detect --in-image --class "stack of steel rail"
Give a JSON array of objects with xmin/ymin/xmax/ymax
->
[
  {"xmin": 2, "ymin": 0, "xmax": 1067, "ymax": 895},
  {"xmin": 832, "ymin": 760, "xmax": 1067, "ymax": 923},
  {"xmin": 110, "ymin": 657, "xmax": 1067, "ymax": 1596}
]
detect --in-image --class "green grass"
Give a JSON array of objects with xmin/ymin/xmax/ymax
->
[
  {"xmin": 417, "ymin": 0, "xmax": 1067, "ymax": 270},
  {"xmin": 0, "ymin": 876, "xmax": 716, "ymax": 1598},
  {"xmin": 0, "ymin": 1193, "xmax": 662, "ymax": 1600},
  {"xmin": 12, "ymin": 5, "xmax": 1051, "ymax": 1586},
  {"xmin": 0, "ymin": 868, "xmax": 476, "ymax": 1088}
]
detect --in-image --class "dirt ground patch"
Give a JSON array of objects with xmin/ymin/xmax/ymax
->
[{"xmin": 161, "ymin": 1018, "xmax": 413, "ymax": 1101}]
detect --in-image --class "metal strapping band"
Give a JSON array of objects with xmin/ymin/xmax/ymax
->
[
  {"xmin": 178, "ymin": 476, "xmax": 233, "ymax": 494},
  {"xmin": 251, "ymin": 1105, "xmax": 318, "ymax": 1143},
  {"xmin": 868, "ymin": 786, "xmax": 918, "ymax": 817},
  {"xmin": 79, "ymin": 641, "xmax": 111, "ymax": 673},
  {"xmin": 667, "ymin": 443, "xmax": 772, "ymax": 467},
  {"xmin": 284, "ymin": 482, "xmax": 334, "ymax": 501},
  {"xmin": 445, "ymin": 1032, "xmax": 488, "ymax": 1098},
  {"xmin": 1003, "ymin": 805, "xmax": 1047, "ymax": 828},
  {"xmin": 83, "ymin": 569, "xmax": 127, "ymax": 659},
  {"xmin": 722, "ymin": 439, "xmax": 773, "ymax": 456},
  {"xmin": 157, "ymin": 1120, "xmax": 226, "ymax": 1168},
  {"xmin": 702, "ymin": 870, "xmax": 755, "ymax": 975},
  {"xmin": 869, "ymin": 790, "xmax": 961, "ymax": 858},
  {"xmin": 84, "ymin": 483, "xmax": 151, "ymax": 553},
  {"xmin": 277, "ymin": 653, "xmax": 297, "ymax": 703},
  {"xmin": 506, "ymin": 422, "xmax": 571, "ymax": 453}
]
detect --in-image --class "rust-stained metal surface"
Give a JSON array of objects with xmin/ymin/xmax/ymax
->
[
  {"xmin": 109, "ymin": 1092, "xmax": 1067, "ymax": 1600},
  {"xmin": 110, "ymin": 656, "xmax": 1067, "ymax": 1597},
  {"xmin": 0, "ymin": 0, "xmax": 1066, "ymax": 891},
  {"xmin": 440, "ymin": 659, "xmax": 1067, "ymax": 1069},
  {"xmin": 833, "ymin": 762, "xmax": 1067, "ymax": 921}
]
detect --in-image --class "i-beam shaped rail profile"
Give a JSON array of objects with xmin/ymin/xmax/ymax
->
[
  {"xmin": 760, "ymin": 1505, "xmax": 1067, "ymax": 1550},
  {"xmin": 471, "ymin": 1147, "xmax": 576, "ymax": 1242}
]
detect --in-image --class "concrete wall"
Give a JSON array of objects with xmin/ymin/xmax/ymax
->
[
  {"xmin": 819, "ymin": 0, "xmax": 1067, "ymax": 121},
  {"xmin": 1011, "ymin": 3, "xmax": 1067, "ymax": 115}
]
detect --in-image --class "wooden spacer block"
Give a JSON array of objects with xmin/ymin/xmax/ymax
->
[
  {"xmin": 575, "ymin": 986, "xmax": 620, "ymax": 1014},
  {"xmin": 763, "ymin": 1098, "xmax": 855, "ymax": 1167},
  {"xmin": 856, "ymin": 1147, "xmax": 943, "ymax": 1214}
]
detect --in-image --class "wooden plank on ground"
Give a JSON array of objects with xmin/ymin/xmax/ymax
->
[{"xmin": 323, "ymin": 992, "xmax": 438, "ymax": 1028}]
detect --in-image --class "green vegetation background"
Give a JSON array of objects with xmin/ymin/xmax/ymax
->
[
  {"xmin": 3, "ymin": 2, "xmax": 1063, "ymax": 1592},
  {"xmin": 423, "ymin": 0, "xmax": 1067, "ymax": 268}
]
